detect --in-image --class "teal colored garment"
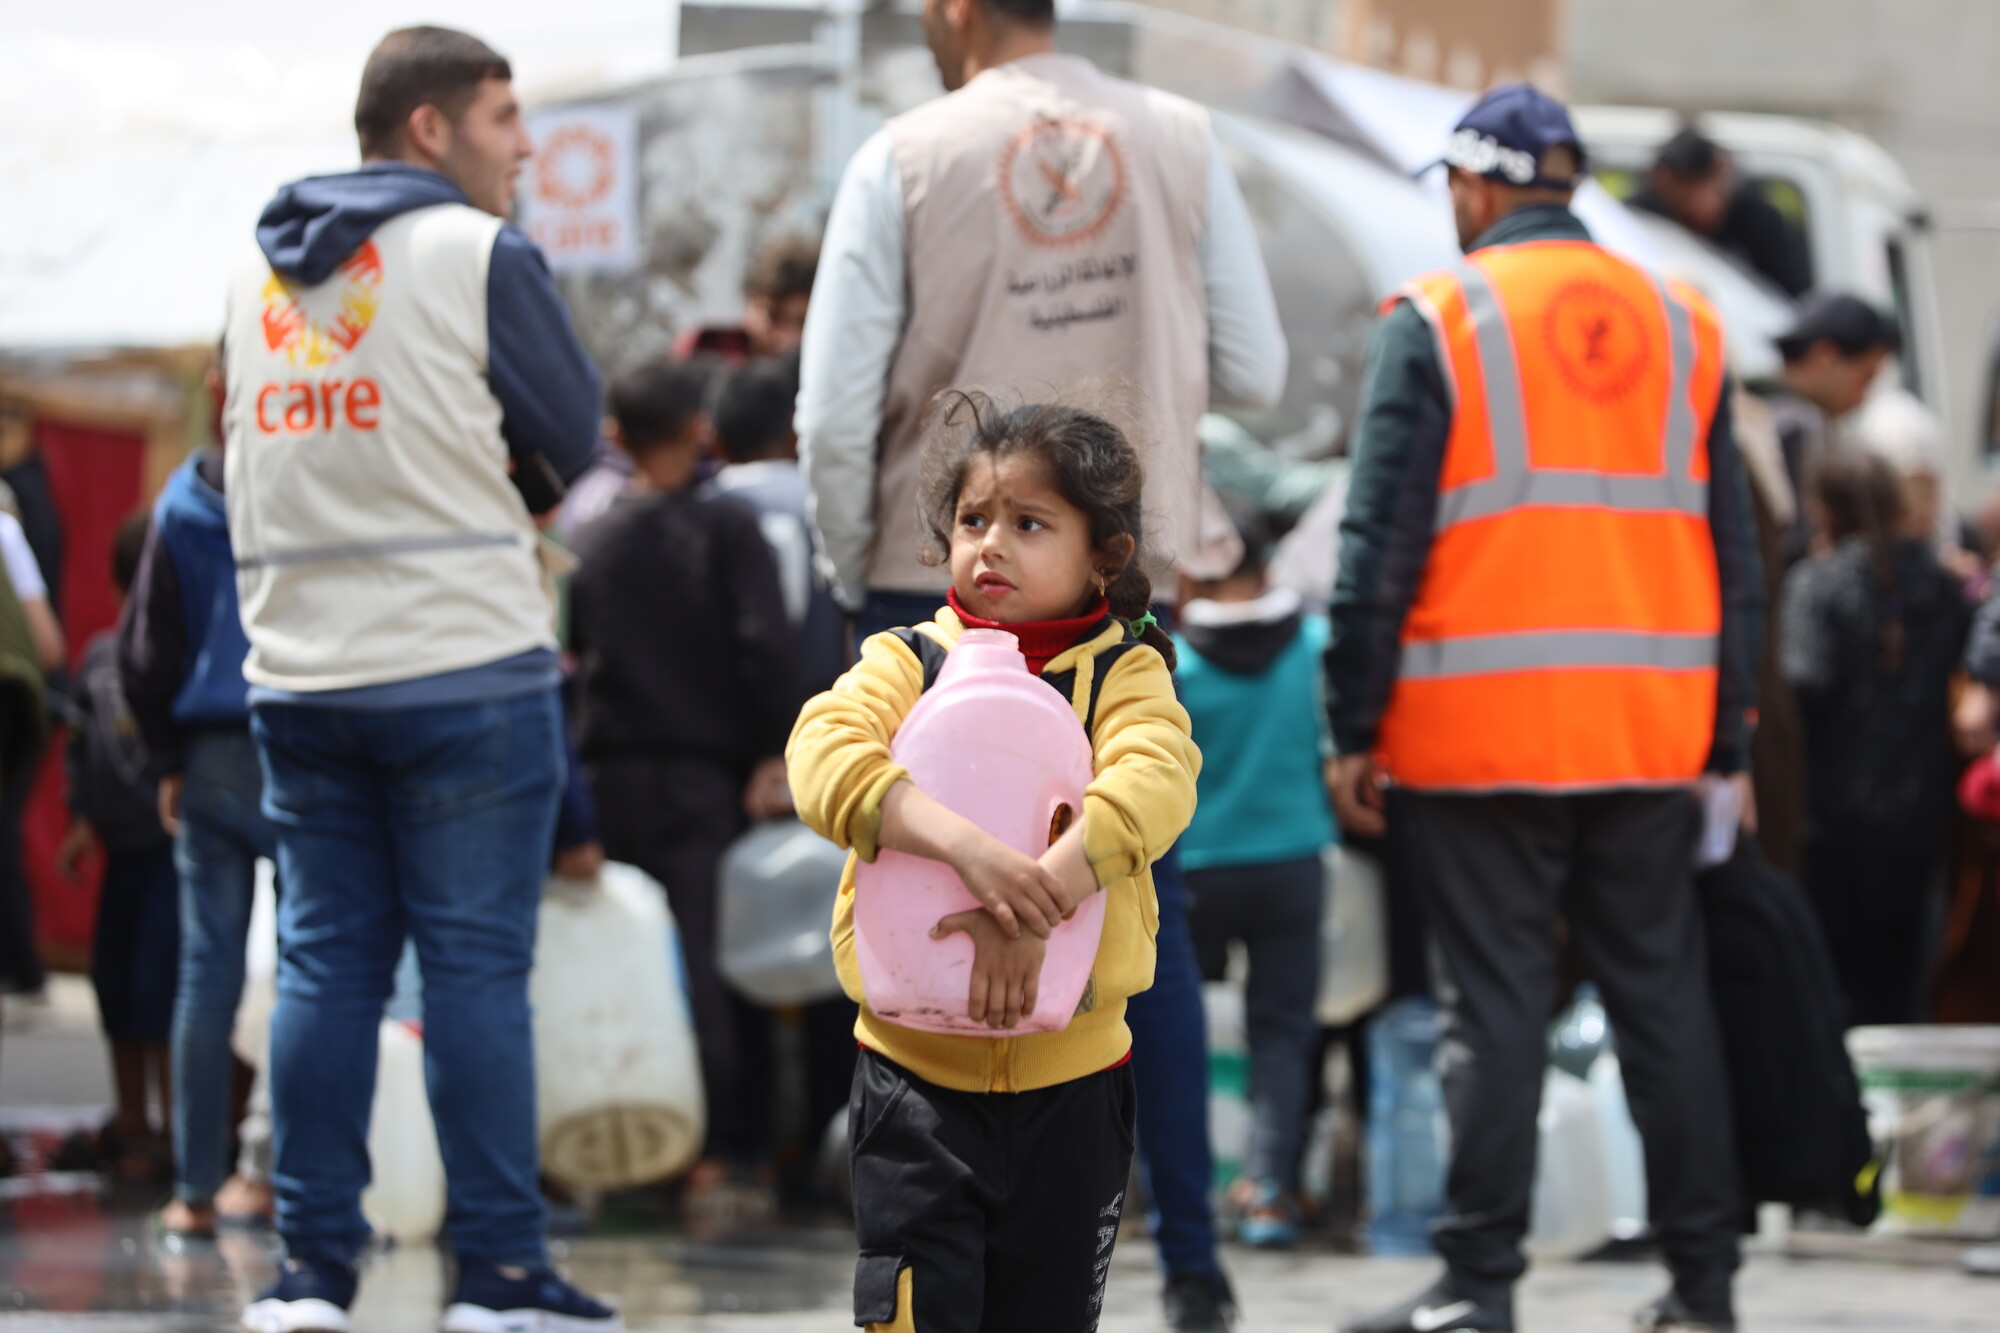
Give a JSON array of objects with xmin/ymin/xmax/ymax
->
[{"xmin": 1176, "ymin": 613, "xmax": 1336, "ymax": 872}]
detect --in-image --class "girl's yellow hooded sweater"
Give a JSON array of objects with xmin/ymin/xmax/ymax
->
[{"xmin": 786, "ymin": 605, "xmax": 1200, "ymax": 1093}]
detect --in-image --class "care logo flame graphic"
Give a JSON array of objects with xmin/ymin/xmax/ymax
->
[
  {"xmin": 261, "ymin": 241, "xmax": 384, "ymax": 369},
  {"xmin": 534, "ymin": 124, "xmax": 617, "ymax": 211}
]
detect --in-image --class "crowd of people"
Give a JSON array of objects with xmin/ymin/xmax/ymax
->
[{"xmin": 2, "ymin": 3, "xmax": 1998, "ymax": 1333}]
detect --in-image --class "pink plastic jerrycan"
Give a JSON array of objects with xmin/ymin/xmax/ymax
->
[{"xmin": 853, "ymin": 628, "xmax": 1103, "ymax": 1035}]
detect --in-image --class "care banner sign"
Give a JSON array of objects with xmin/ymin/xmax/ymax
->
[{"xmin": 520, "ymin": 105, "xmax": 640, "ymax": 273}]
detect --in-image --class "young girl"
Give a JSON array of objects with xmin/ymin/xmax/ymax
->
[{"xmin": 788, "ymin": 394, "xmax": 1199, "ymax": 1333}]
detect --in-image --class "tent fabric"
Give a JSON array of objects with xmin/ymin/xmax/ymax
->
[{"xmin": 0, "ymin": 135, "xmax": 354, "ymax": 352}]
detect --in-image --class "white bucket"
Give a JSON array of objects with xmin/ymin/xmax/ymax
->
[
  {"xmin": 1846, "ymin": 1025, "xmax": 2000, "ymax": 1237},
  {"xmin": 531, "ymin": 862, "xmax": 706, "ymax": 1191},
  {"xmin": 361, "ymin": 1019, "xmax": 447, "ymax": 1242}
]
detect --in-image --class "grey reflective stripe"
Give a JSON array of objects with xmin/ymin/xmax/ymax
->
[
  {"xmin": 237, "ymin": 531, "xmax": 522, "ymax": 571},
  {"xmin": 1400, "ymin": 629, "xmax": 1718, "ymax": 680},
  {"xmin": 1430, "ymin": 264, "xmax": 1708, "ymax": 529},
  {"xmin": 1648, "ymin": 272, "xmax": 1705, "ymax": 513},
  {"xmin": 1459, "ymin": 263, "xmax": 1531, "ymax": 497}
]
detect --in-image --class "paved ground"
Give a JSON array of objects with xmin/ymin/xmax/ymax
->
[{"xmin": 4, "ymin": 979, "xmax": 1994, "ymax": 1331}]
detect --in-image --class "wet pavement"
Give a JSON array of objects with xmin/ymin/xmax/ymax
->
[{"xmin": 5, "ymin": 980, "xmax": 1996, "ymax": 1331}]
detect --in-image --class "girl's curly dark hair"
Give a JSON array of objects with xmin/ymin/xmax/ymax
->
[{"xmin": 916, "ymin": 389, "xmax": 1175, "ymax": 670}]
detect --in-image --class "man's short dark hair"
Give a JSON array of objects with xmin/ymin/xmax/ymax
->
[
  {"xmin": 354, "ymin": 27, "xmax": 512, "ymax": 159},
  {"xmin": 609, "ymin": 357, "xmax": 717, "ymax": 452},
  {"xmin": 744, "ymin": 237, "xmax": 820, "ymax": 304},
  {"xmin": 1776, "ymin": 293, "xmax": 1902, "ymax": 362},
  {"xmin": 713, "ymin": 355, "xmax": 801, "ymax": 463},
  {"xmin": 982, "ymin": 0, "xmax": 1057, "ymax": 24},
  {"xmin": 1654, "ymin": 128, "xmax": 1724, "ymax": 182}
]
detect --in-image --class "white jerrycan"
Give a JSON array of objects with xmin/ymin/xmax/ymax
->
[
  {"xmin": 361, "ymin": 1019, "xmax": 448, "ymax": 1243},
  {"xmin": 531, "ymin": 861, "xmax": 706, "ymax": 1191}
]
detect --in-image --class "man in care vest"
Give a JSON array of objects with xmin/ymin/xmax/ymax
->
[
  {"xmin": 1324, "ymin": 87, "xmax": 1763, "ymax": 1333},
  {"xmin": 798, "ymin": 4, "xmax": 1288, "ymax": 1331},
  {"xmin": 222, "ymin": 27, "xmax": 613, "ymax": 1333}
]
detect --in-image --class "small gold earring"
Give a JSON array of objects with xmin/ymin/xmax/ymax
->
[{"xmin": 1096, "ymin": 573, "xmax": 1108, "ymax": 595}]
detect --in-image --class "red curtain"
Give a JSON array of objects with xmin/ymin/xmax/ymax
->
[{"xmin": 25, "ymin": 418, "xmax": 148, "ymax": 969}]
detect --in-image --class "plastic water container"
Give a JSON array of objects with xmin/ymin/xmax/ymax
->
[
  {"xmin": 1549, "ymin": 984, "xmax": 1610, "ymax": 1080},
  {"xmin": 362, "ymin": 1018, "xmax": 448, "ymax": 1242},
  {"xmin": 719, "ymin": 819, "xmax": 848, "ymax": 1006},
  {"xmin": 531, "ymin": 862, "xmax": 706, "ymax": 1191},
  {"xmin": 1593, "ymin": 1054, "xmax": 1649, "ymax": 1239},
  {"xmin": 1847, "ymin": 1025, "xmax": 2000, "ymax": 1236},
  {"xmin": 1527, "ymin": 1067, "xmax": 1612, "ymax": 1260},
  {"xmin": 1203, "ymin": 981, "xmax": 1252, "ymax": 1191},
  {"xmin": 230, "ymin": 858, "xmax": 279, "ymax": 1068},
  {"xmin": 1367, "ymin": 997, "xmax": 1449, "ymax": 1255},
  {"xmin": 851, "ymin": 629, "xmax": 1101, "ymax": 1035}
]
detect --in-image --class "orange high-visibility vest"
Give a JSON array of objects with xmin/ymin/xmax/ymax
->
[{"xmin": 1376, "ymin": 239, "xmax": 1727, "ymax": 791}]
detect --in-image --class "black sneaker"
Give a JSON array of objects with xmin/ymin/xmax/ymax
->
[
  {"xmin": 1342, "ymin": 1277, "xmax": 1514, "ymax": 1333},
  {"xmin": 1164, "ymin": 1269, "xmax": 1237, "ymax": 1332},
  {"xmin": 440, "ymin": 1261, "xmax": 621, "ymax": 1333},
  {"xmin": 243, "ymin": 1258, "xmax": 359, "ymax": 1333},
  {"xmin": 1635, "ymin": 1291, "xmax": 1736, "ymax": 1332}
]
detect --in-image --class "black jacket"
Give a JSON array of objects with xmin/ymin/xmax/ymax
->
[
  {"xmin": 1324, "ymin": 206, "xmax": 1766, "ymax": 772},
  {"xmin": 1780, "ymin": 536, "xmax": 1969, "ymax": 846},
  {"xmin": 569, "ymin": 487, "xmax": 800, "ymax": 770}
]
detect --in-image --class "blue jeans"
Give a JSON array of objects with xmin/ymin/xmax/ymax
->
[
  {"xmin": 171, "ymin": 729, "xmax": 278, "ymax": 1206},
  {"xmin": 1129, "ymin": 844, "xmax": 1222, "ymax": 1280},
  {"xmin": 860, "ymin": 587, "xmax": 1223, "ymax": 1279},
  {"xmin": 253, "ymin": 691, "xmax": 563, "ymax": 1267}
]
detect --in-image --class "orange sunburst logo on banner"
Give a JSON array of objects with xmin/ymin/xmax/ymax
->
[{"xmin": 261, "ymin": 240, "xmax": 385, "ymax": 368}]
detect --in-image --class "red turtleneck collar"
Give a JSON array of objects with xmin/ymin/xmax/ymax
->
[{"xmin": 947, "ymin": 588, "xmax": 1110, "ymax": 675}]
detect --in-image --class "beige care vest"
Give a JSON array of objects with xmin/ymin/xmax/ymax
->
[
  {"xmin": 872, "ymin": 53, "xmax": 1212, "ymax": 591},
  {"xmin": 222, "ymin": 204, "xmax": 554, "ymax": 693}
]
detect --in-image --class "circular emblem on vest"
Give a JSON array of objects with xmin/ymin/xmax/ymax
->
[
  {"xmin": 997, "ymin": 115, "xmax": 1128, "ymax": 248},
  {"xmin": 535, "ymin": 123, "xmax": 617, "ymax": 210},
  {"xmin": 1540, "ymin": 279, "xmax": 1654, "ymax": 404},
  {"xmin": 261, "ymin": 239, "xmax": 384, "ymax": 369}
]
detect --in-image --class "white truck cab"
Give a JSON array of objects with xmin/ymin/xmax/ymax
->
[{"xmin": 1575, "ymin": 106, "xmax": 1948, "ymax": 459}]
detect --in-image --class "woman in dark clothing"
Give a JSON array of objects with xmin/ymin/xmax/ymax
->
[{"xmin": 1781, "ymin": 453, "xmax": 1971, "ymax": 1026}]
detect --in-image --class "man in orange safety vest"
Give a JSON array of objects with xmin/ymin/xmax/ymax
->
[{"xmin": 1324, "ymin": 86, "xmax": 1763, "ymax": 1333}]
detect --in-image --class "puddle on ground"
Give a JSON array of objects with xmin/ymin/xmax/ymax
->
[{"xmin": 3, "ymin": 1113, "xmax": 854, "ymax": 1329}]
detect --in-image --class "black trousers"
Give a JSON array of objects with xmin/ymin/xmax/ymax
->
[
  {"xmin": 849, "ymin": 1049, "xmax": 1136, "ymax": 1333},
  {"xmin": 1187, "ymin": 854, "xmax": 1323, "ymax": 1188},
  {"xmin": 1802, "ymin": 831, "xmax": 1938, "ymax": 1027},
  {"xmin": 0, "ymin": 780, "xmax": 45, "ymax": 993},
  {"xmin": 591, "ymin": 753, "xmax": 768, "ymax": 1162},
  {"xmin": 1401, "ymin": 791, "xmax": 1741, "ymax": 1310}
]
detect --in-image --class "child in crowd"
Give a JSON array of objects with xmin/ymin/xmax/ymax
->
[
  {"xmin": 788, "ymin": 394, "xmax": 1200, "ymax": 1333},
  {"xmin": 569, "ymin": 357, "xmax": 800, "ymax": 1190},
  {"xmin": 675, "ymin": 236, "xmax": 820, "ymax": 364},
  {"xmin": 707, "ymin": 352, "xmax": 857, "ymax": 1203},
  {"xmin": 119, "ymin": 356, "xmax": 278, "ymax": 1234},
  {"xmin": 1782, "ymin": 452, "xmax": 1969, "ymax": 1026},
  {"xmin": 59, "ymin": 512, "xmax": 177, "ymax": 1182},
  {"xmin": 709, "ymin": 352, "xmax": 845, "ymax": 701},
  {"xmin": 1174, "ymin": 502, "xmax": 1335, "ymax": 1249}
]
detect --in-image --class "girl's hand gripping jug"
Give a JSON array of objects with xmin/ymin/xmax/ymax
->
[{"xmin": 853, "ymin": 629, "xmax": 1104, "ymax": 1034}]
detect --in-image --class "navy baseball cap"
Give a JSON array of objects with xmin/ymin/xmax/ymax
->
[{"xmin": 1436, "ymin": 83, "xmax": 1586, "ymax": 190}]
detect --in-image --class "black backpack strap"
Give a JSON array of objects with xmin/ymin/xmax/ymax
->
[
  {"xmin": 887, "ymin": 626, "xmax": 950, "ymax": 693},
  {"xmin": 1042, "ymin": 637, "xmax": 1142, "ymax": 739}
]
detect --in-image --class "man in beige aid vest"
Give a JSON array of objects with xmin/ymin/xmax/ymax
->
[{"xmin": 798, "ymin": 3, "xmax": 1287, "ymax": 1330}]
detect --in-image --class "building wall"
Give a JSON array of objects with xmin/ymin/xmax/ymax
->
[{"xmin": 1139, "ymin": 0, "xmax": 1343, "ymax": 54}]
